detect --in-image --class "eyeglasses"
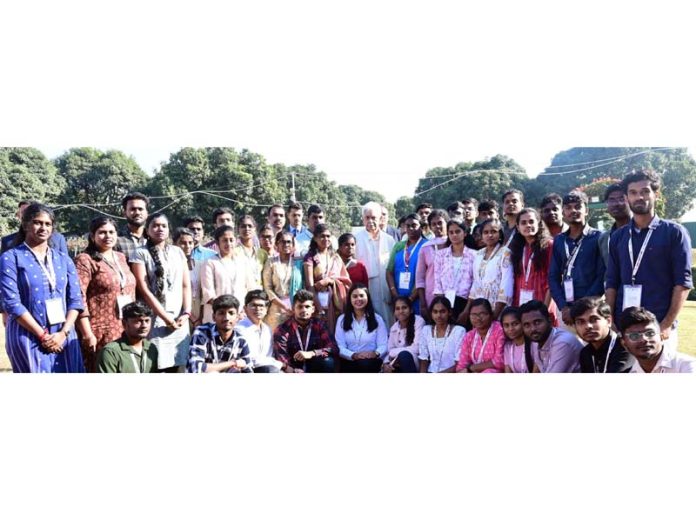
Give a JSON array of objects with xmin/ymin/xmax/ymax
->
[
  {"xmin": 279, "ymin": 240, "xmax": 294, "ymax": 245},
  {"xmin": 625, "ymin": 329, "xmax": 658, "ymax": 342}
]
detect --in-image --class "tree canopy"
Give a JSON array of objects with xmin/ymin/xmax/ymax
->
[{"xmin": 0, "ymin": 148, "xmax": 64, "ymax": 235}]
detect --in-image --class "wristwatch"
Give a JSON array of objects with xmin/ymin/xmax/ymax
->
[{"xmin": 374, "ymin": 350, "xmax": 380, "ymax": 358}]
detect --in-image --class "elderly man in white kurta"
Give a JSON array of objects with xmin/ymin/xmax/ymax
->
[{"xmin": 354, "ymin": 202, "xmax": 396, "ymax": 327}]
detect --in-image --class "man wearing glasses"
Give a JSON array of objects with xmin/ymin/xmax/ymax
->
[
  {"xmin": 619, "ymin": 306, "xmax": 695, "ymax": 373},
  {"xmin": 184, "ymin": 216, "xmax": 216, "ymax": 262},
  {"xmin": 235, "ymin": 290, "xmax": 282, "ymax": 373}
]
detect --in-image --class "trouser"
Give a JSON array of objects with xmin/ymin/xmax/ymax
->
[
  {"xmin": 341, "ymin": 357, "xmax": 383, "ymax": 373},
  {"xmin": 253, "ymin": 365, "xmax": 281, "ymax": 373},
  {"xmin": 391, "ymin": 351, "xmax": 418, "ymax": 373},
  {"xmin": 305, "ymin": 356, "xmax": 336, "ymax": 373}
]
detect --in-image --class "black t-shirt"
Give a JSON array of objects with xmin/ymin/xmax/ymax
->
[{"xmin": 579, "ymin": 334, "xmax": 634, "ymax": 373}]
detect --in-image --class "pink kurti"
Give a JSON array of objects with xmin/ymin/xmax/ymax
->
[
  {"xmin": 504, "ymin": 339, "xmax": 529, "ymax": 373},
  {"xmin": 433, "ymin": 246, "xmax": 476, "ymax": 298},
  {"xmin": 456, "ymin": 320, "xmax": 505, "ymax": 373},
  {"xmin": 415, "ymin": 238, "xmax": 446, "ymax": 309}
]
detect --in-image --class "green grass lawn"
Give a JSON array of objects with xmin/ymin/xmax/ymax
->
[{"xmin": 2, "ymin": 301, "xmax": 696, "ymax": 372}]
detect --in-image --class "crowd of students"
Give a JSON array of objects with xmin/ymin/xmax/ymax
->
[{"xmin": 1, "ymin": 167, "xmax": 694, "ymax": 373}]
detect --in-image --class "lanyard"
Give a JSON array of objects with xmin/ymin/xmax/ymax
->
[
  {"xmin": 523, "ymin": 247, "xmax": 535, "ymax": 287},
  {"xmin": 25, "ymin": 243, "xmax": 57, "ymax": 293},
  {"xmin": 449, "ymin": 249, "xmax": 466, "ymax": 291},
  {"xmin": 505, "ymin": 229, "xmax": 516, "ymax": 248},
  {"xmin": 130, "ymin": 349, "xmax": 147, "ymax": 373},
  {"xmin": 352, "ymin": 318, "xmax": 368, "ymax": 346},
  {"xmin": 103, "ymin": 252, "xmax": 127, "ymax": 291},
  {"xmin": 432, "ymin": 325, "xmax": 451, "ymax": 371},
  {"xmin": 563, "ymin": 233, "xmax": 586, "ymax": 278},
  {"xmin": 628, "ymin": 226, "xmax": 655, "ymax": 285},
  {"xmin": 294, "ymin": 325, "xmax": 312, "ymax": 351},
  {"xmin": 404, "ymin": 238, "xmax": 422, "ymax": 269},
  {"xmin": 593, "ymin": 335, "xmax": 617, "ymax": 374},
  {"xmin": 472, "ymin": 327, "xmax": 493, "ymax": 364},
  {"xmin": 478, "ymin": 244, "xmax": 501, "ymax": 280}
]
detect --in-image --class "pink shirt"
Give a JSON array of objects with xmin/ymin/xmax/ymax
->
[
  {"xmin": 415, "ymin": 238, "xmax": 446, "ymax": 308},
  {"xmin": 456, "ymin": 320, "xmax": 505, "ymax": 373},
  {"xmin": 434, "ymin": 246, "xmax": 476, "ymax": 298},
  {"xmin": 387, "ymin": 315, "xmax": 425, "ymax": 366}
]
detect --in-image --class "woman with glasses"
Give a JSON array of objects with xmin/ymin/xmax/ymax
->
[
  {"xmin": 131, "ymin": 213, "xmax": 192, "ymax": 372},
  {"xmin": 258, "ymin": 224, "xmax": 276, "ymax": 257},
  {"xmin": 304, "ymin": 224, "xmax": 351, "ymax": 335},
  {"xmin": 456, "ymin": 298, "xmax": 505, "ymax": 373},
  {"xmin": 262, "ymin": 231, "xmax": 304, "ymax": 331}
]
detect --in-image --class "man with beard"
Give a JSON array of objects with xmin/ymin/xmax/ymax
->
[
  {"xmin": 570, "ymin": 296, "xmax": 632, "ymax": 373},
  {"xmin": 598, "ymin": 183, "xmax": 632, "ymax": 273},
  {"xmin": 354, "ymin": 201, "xmax": 396, "ymax": 326},
  {"xmin": 539, "ymin": 193, "xmax": 567, "ymax": 238},
  {"xmin": 115, "ymin": 192, "xmax": 149, "ymax": 262},
  {"xmin": 619, "ymin": 306, "xmax": 696, "ymax": 373},
  {"xmin": 97, "ymin": 302, "xmax": 158, "ymax": 373},
  {"xmin": 501, "ymin": 189, "xmax": 524, "ymax": 247},
  {"xmin": 520, "ymin": 300, "xmax": 583, "ymax": 373},
  {"xmin": 549, "ymin": 191, "xmax": 605, "ymax": 327},
  {"xmin": 605, "ymin": 169, "xmax": 693, "ymax": 352}
]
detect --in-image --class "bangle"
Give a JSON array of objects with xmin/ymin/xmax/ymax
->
[
  {"xmin": 181, "ymin": 311, "xmax": 191, "ymax": 317},
  {"xmin": 39, "ymin": 329, "xmax": 49, "ymax": 341}
]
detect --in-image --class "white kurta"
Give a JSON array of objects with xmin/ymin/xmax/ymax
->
[{"xmin": 354, "ymin": 228, "xmax": 396, "ymax": 327}]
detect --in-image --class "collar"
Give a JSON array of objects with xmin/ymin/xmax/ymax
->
[
  {"xmin": 539, "ymin": 327, "xmax": 559, "ymax": 350},
  {"xmin": 631, "ymin": 215, "xmax": 660, "ymax": 232},
  {"xmin": 288, "ymin": 225, "xmax": 305, "ymax": 234},
  {"xmin": 117, "ymin": 337, "xmax": 151, "ymax": 353},
  {"xmin": 563, "ymin": 223, "xmax": 592, "ymax": 240}
]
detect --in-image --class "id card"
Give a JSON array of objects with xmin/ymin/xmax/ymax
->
[
  {"xmin": 622, "ymin": 285, "xmax": 643, "ymax": 310},
  {"xmin": 519, "ymin": 289, "xmax": 534, "ymax": 305},
  {"xmin": 398, "ymin": 272, "xmax": 412, "ymax": 291},
  {"xmin": 563, "ymin": 278, "xmax": 575, "ymax": 302},
  {"xmin": 317, "ymin": 291, "xmax": 330, "ymax": 309},
  {"xmin": 445, "ymin": 289, "xmax": 456, "ymax": 308},
  {"xmin": 116, "ymin": 294, "xmax": 133, "ymax": 319},
  {"xmin": 45, "ymin": 297, "xmax": 66, "ymax": 325}
]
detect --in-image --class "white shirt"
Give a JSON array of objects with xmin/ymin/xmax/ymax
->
[
  {"xmin": 417, "ymin": 324, "xmax": 466, "ymax": 373},
  {"xmin": 335, "ymin": 313, "xmax": 389, "ymax": 360},
  {"xmin": 630, "ymin": 349, "xmax": 696, "ymax": 373},
  {"xmin": 234, "ymin": 318, "xmax": 282, "ymax": 370}
]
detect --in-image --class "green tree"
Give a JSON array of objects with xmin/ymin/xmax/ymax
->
[
  {"xmin": 535, "ymin": 147, "xmax": 696, "ymax": 219},
  {"xmin": 147, "ymin": 147, "xmax": 288, "ymax": 230},
  {"xmin": 394, "ymin": 196, "xmax": 415, "ymax": 220},
  {"xmin": 0, "ymin": 147, "xmax": 65, "ymax": 235},
  {"xmin": 337, "ymin": 184, "xmax": 390, "ymax": 228},
  {"xmin": 54, "ymin": 148, "xmax": 150, "ymax": 233},
  {"xmin": 413, "ymin": 155, "xmax": 529, "ymax": 209}
]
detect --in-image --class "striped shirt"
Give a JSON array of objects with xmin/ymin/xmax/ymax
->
[{"xmin": 187, "ymin": 323, "xmax": 252, "ymax": 373}]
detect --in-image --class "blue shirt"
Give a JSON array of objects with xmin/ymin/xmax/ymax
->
[
  {"xmin": 606, "ymin": 216, "xmax": 693, "ymax": 322},
  {"xmin": 191, "ymin": 245, "xmax": 217, "ymax": 262},
  {"xmin": 549, "ymin": 225, "xmax": 605, "ymax": 310}
]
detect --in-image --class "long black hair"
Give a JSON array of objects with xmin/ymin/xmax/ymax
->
[
  {"xmin": 307, "ymin": 223, "xmax": 334, "ymax": 257},
  {"xmin": 12, "ymin": 203, "xmax": 55, "ymax": 248},
  {"xmin": 145, "ymin": 212, "xmax": 169, "ymax": 304},
  {"xmin": 428, "ymin": 296, "xmax": 455, "ymax": 325},
  {"xmin": 84, "ymin": 216, "xmax": 119, "ymax": 261},
  {"xmin": 342, "ymin": 283, "xmax": 378, "ymax": 333},
  {"xmin": 509, "ymin": 208, "xmax": 552, "ymax": 277},
  {"xmin": 393, "ymin": 296, "xmax": 416, "ymax": 346}
]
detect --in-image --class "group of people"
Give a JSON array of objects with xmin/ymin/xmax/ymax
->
[{"xmin": 1, "ymin": 167, "xmax": 694, "ymax": 373}]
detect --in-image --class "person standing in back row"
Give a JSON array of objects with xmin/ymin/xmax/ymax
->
[
  {"xmin": 501, "ymin": 189, "xmax": 524, "ymax": 247},
  {"xmin": 549, "ymin": 191, "xmax": 605, "ymax": 328},
  {"xmin": 605, "ymin": 168, "xmax": 692, "ymax": 352}
]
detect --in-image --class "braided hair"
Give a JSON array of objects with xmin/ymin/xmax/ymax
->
[{"xmin": 145, "ymin": 212, "xmax": 169, "ymax": 304}]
